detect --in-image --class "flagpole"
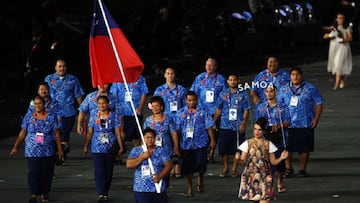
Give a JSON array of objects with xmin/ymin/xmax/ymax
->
[{"xmin": 96, "ymin": 0, "xmax": 162, "ymax": 193}]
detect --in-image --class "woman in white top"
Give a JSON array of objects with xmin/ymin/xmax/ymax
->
[{"xmin": 324, "ymin": 13, "xmax": 353, "ymax": 90}]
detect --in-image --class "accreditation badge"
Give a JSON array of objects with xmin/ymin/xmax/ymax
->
[
  {"xmin": 141, "ymin": 165, "xmax": 151, "ymax": 177},
  {"xmin": 155, "ymin": 136, "xmax": 163, "ymax": 147},
  {"xmin": 186, "ymin": 127, "xmax": 194, "ymax": 138},
  {"xmin": 229, "ymin": 108, "xmax": 238, "ymax": 121},
  {"xmin": 290, "ymin": 96, "xmax": 299, "ymax": 106},
  {"xmin": 35, "ymin": 132, "xmax": 44, "ymax": 144},
  {"xmin": 205, "ymin": 90, "xmax": 215, "ymax": 103},
  {"xmin": 170, "ymin": 101, "xmax": 178, "ymax": 112},
  {"xmin": 100, "ymin": 133, "xmax": 109, "ymax": 144},
  {"xmin": 125, "ymin": 91, "xmax": 132, "ymax": 102}
]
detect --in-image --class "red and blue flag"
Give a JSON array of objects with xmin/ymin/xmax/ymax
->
[{"xmin": 89, "ymin": 0, "xmax": 144, "ymax": 87}]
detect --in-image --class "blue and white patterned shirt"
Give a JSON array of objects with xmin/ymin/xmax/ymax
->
[
  {"xmin": 278, "ymin": 81, "xmax": 324, "ymax": 128},
  {"xmin": 216, "ymin": 89, "xmax": 251, "ymax": 131},
  {"xmin": 174, "ymin": 106, "xmax": 215, "ymax": 150},
  {"xmin": 153, "ymin": 83, "xmax": 187, "ymax": 117},
  {"xmin": 88, "ymin": 111, "xmax": 122, "ymax": 153},
  {"xmin": 251, "ymin": 69, "xmax": 290, "ymax": 103},
  {"xmin": 143, "ymin": 115, "xmax": 176, "ymax": 156},
  {"xmin": 190, "ymin": 72, "xmax": 227, "ymax": 115},
  {"xmin": 128, "ymin": 146, "xmax": 170, "ymax": 192},
  {"xmin": 21, "ymin": 112, "xmax": 61, "ymax": 157},
  {"xmin": 110, "ymin": 75, "xmax": 149, "ymax": 116},
  {"xmin": 45, "ymin": 73, "xmax": 84, "ymax": 117},
  {"xmin": 78, "ymin": 90, "xmax": 122, "ymax": 120}
]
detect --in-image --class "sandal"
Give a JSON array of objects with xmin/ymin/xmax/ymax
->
[
  {"xmin": 41, "ymin": 194, "xmax": 49, "ymax": 202},
  {"xmin": 29, "ymin": 197, "xmax": 37, "ymax": 203},
  {"xmin": 197, "ymin": 184, "xmax": 204, "ymax": 192},
  {"xmin": 230, "ymin": 171, "xmax": 238, "ymax": 178},
  {"xmin": 175, "ymin": 173, "xmax": 182, "ymax": 179},
  {"xmin": 277, "ymin": 186, "xmax": 287, "ymax": 193},
  {"xmin": 219, "ymin": 171, "xmax": 229, "ymax": 178},
  {"xmin": 184, "ymin": 192, "xmax": 193, "ymax": 197},
  {"xmin": 283, "ymin": 168, "xmax": 294, "ymax": 178}
]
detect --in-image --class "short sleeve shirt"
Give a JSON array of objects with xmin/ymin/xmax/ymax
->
[
  {"xmin": 128, "ymin": 146, "xmax": 170, "ymax": 192},
  {"xmin": 45, "ymin": 73, "xmax": 84, "ymax": 117}
]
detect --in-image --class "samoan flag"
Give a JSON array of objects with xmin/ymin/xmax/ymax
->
[{"xmin": 89, "ymin": 0, "xmax": 144, "ymax": 88}]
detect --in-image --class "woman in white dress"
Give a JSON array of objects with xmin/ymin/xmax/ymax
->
[{"xmin": 324, "ymin": 13, "xmax": 353, "ymax": 90}]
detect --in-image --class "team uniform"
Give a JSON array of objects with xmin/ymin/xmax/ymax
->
[
  {"xmin": 87, "ymin": 111, "xmax": 122, "ymax": 197},
  {"xmin": 110, "ymin": 75, "xmax": 149, "ymax": 141},
  {"xmin": 128, "ymin": 146, "xmax": 170, "ymax": 203},
  {"xmin": 153, "ymin": 83, "xmax": 187, "ymax": 118},
  {"xmin": 21, "ymin": 111, "xmax": 61, "ymax": 197},
  {"xmin": 45, "ymin": 73, "xmax": 84, "ymax": 142},
  {"xmin": 174, "ymin": 106, "xmax": 214, "ymax": 175},
  {"xmin": 251, "ymin": 69, "xmax": 290, "ymax": 103},
  {"xmin": 216, "ymin": 89, "xmax": 251, "ymax": 156},
  {"xmin": 190, "ymin": 72, "xmax": 227, "ymax": 115},
  {"xmin": 278, "ymin": 81, "xmax": 324, "ymax": 152}
]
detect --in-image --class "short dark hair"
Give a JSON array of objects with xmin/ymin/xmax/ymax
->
[
  {"xmin": 97, "ymin": 95, "xmax": 109, "ymax": 103},
  {"xmin": 34, "ymin": 94, "xmax": 45, "ymax": 104},
  {"xmin": 36, "ymin": 81, "xmax": 50, "ymax": 93},
  {"xmin": 290, "ymin": 67, "xmax": 303, "ymax": 75},
  {"xmin": 143, "ymin": 127, "xmax": 156, "ymax": 137},
  {"xmin": 150, "ymin": 96, "xmax": 165, "ymax": 112},
  {"xmin": 186, "ymin": 90, "xmax": 197, "ymax": 98}
]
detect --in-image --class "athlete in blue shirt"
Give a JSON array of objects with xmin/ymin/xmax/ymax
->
[
  {"xmin": 153, "ymin": 67, "xmax": 187, "ymax": 118},
  {"xmin": 10, "ymin": 95, "xmax": 64, "ymax": 203},
  {"xmin": 44, "ymin": 58, "xmax": 84, "ymax": 158},
  {"xmin": 190, "ymin": 58, "xmax": 227, "ymax": 161},
  {"xmin": 278, "ymin": 67, "xmax": 324, "ymax": 178},
  {"xmin": 110, "ymin": 75, "xmax": 149, "ymax": 144},
  {"xmin": 213, "ymin": 74, "xmax": 251, "ymax": 178},
  {"xmin": 174, "ymin": 91, "xmax": 215, "ymax": 197},
  {"xmin": 126, "ymin": 128, "xmax": 172, "ymax": 203},
  {"xmin": 250, "ymin": 56, "xmax": 290, "ymax": 105},
  {"xmin": 77, "ymin": 84, "xmax": 122, "ymax": 137},
  {"xmin": 83, "ymin": 96, "xmax": 124, "ymax": 202}
]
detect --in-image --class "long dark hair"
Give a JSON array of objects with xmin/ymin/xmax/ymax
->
[{"xmin": 333, "ymin": 13, "xmax": 349, "ymax": 29}]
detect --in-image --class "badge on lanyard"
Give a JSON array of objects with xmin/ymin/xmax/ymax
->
[
  {"xmin": 35, "ymin": 132, "xmax": 44, "ymax": 144},
  {"xmin": 170, "ymin": 101, "xmax": 178, "ymax": 112},
  {"xmin": 206, "ymin": 90, "xmax": 215, "ymax": 103},
  {"xmin": 141, "ymin": 165, "xmax": 151, "ymax": 177},
  {"xmin": 290, "ymin": 95, "xmax": 299, "ymax": 106},
  {"xmin": 155, "ymin": 136, "xmax": 163, "ymax": 146},
  {"xmin": 125, "ymin": 91, "xmax": 132, "ymax": 102},
  {"xmin": 100, "ymin": 133, "xmax": 109, "ymax": 144},
  {"xmin": 229, "ymin": 108, "xmax": 238, "ymax": 121},
  {"xmin": 186, "ymin": 127, "xmax": 194, "ymax": 138}
]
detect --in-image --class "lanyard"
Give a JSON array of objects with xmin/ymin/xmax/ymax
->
[
  {"xmin": 203, "ymin": 73, "xmax": 218, "ymax": 89},
  {"xmin": 32, "ymin": 113, "xmax": 45, "ymax": 132},
  {"xmin": 186, "ymin": 109, "xmax": 197, "ymax": 125},
  {"xmin": 166, "ymin": 85, "xmax": 178, "ymax": 102},
  {"xmin": 265, "ymin": 105, "xmax": 279, "ymax": 126},
  {"xmin": 290, "ymin": 82, "xmax": 305, "ymax": 96},
  {"xmin": 227, "ymin": 91, "xmax": 239, "ymax": 108},
  {"xmin": 151, "ymin": 114, "xmax": 165, "ymax": 136}
]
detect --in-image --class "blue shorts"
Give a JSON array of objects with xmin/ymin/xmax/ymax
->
[
  {"xmin": 218, "ymin": 129, "xmax": 245, "ymax": 156},
  {"xmin": 180, "ymin": 147, "xmax": 207, "ymax": 175},
  {"xmin": 288, "ymin": 128, "xmax": 314, "ymax": 153}
]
